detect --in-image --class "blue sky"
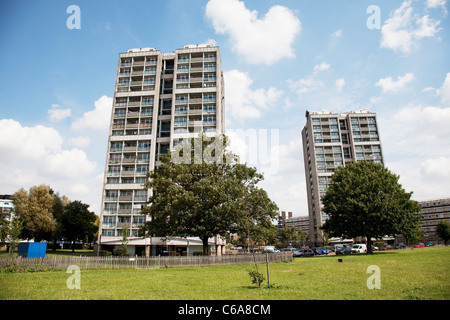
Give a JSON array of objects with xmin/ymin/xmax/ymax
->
[{"xmin": 0, "ymin": 0, "xmax": 449, "ymax": 216}]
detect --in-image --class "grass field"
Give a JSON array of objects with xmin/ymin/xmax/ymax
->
[{"xmin": 1, "ymin": 246, "xmax": 449, "ymax": 300}]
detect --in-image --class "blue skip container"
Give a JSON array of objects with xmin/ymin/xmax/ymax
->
[{"xmin": 17, "ymin": 242, "xmax": 47, "ymax": 258}]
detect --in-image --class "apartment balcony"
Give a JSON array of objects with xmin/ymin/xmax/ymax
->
[
  {"xmin": 119, "ymin": 195, "xmax": 132, "ymax": 201},
  {"xmin": 130, "ymin": 80, "xmax": 143, "ymax": 87},
  {"xmin": 126, "ymin": 123, "xmax": 139, "ymax": 129},
  {"xmin": 189, "ymin": 98, "xmax": 202, "ymax": 104},
  {"xmin": 114, "ymin": 112, "xmax": 126, "ymax": 118},
  {"xmin": 122, "ymin": 158, "xmax": 136, "ymax": 164},
  {"xmin": 126, "ymin": 111, "xmax": 140, "ymax": 118},
  {"xmin": 188, "ymin": 109, "xmax": 202, "ymax": 115},
  {"xmin": 139, "ymin": 123, "xmax": 152, "ymax": 129},
  {"xmin": 128, "ymin": 101, "xmax": 141, "ymax": 107},
  {"xmin": 133, "ymin": 61, "xmax": 145, "ymax": 67},
  {"xmin": 117, "ymin": 222, "xmax": 131, "ymax": 229},
  {"xmin": 190, "ymin": 77, "xmax": 203, "ymax": 83},
  {"xmin": 118, "ymin": 209, "xmax": 132, "ymax": 215},
  {"xmin": 123, "ymin": 146, "xmax": 137, "ymax": 152},
  {"xmin": 121, "ymin": 170, "xmax": 135, "ymax": 176},
  {"xmin": 104, "ymin": 196, "xmax": 118, "ymax": 202},
  {"xmin": 131, "ymin": 69, "xmax": 144, "ymax": 76},
  {"xmin": 190, "ymin": 67, "xmax": 203, "ymax": 73},
  {"xmin": 145, "ymin": 59, "xmax": 157, "ymax": 65}
]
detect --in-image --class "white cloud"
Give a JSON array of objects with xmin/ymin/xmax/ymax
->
[
  {"xmin": 227, "ymin": 130, "xmax": 307, "ymax": 215},
  {"xmin": 426, "ymin": 0, "xmax": 447, "ymax": 13},
  {"xmin": 0, "ymin": 118, "xmax": 102, "ymax": 214},
  {"xmin": 335, "ymin": 78, "xmax": 345, "ymax": 92},
  {"xmin": 48, "ymin": 104, "xmax": 72, "ymax": 122},
  {"xmin": 370, "ymin": 96, "xmax": 382, "ymax": 104},
  {"xmin": 331, "ymin": 29, "xmax": 342, "ymax": 37},
  {"xmin": 313, "ymin": 62, "xmax": 330, "ymax": 72},
  {"xmin": 69, "ymin": 136, "xmax": 91, "ymax": 148},
  {"xmin": 427, "ymin": 0, "xmax": 446, "ymax": 8},
  {"xmin": 437, "ymin": 73, "xmax": 450, "ymax": 104},
  {"xmin": 224, "ymin": 70, "xmax": 283, "ymax": 122},
  {"xmin": 375, "ymin": 72, "xmax": 415, "ymax": 93},
  {"xmin": 71, "ymin": 95, "xmax": 113, "ymax": 131},
  {"xmin": 205, "ymin": 0, "xmax": 301, "ymax": 65},
  {"xmin": 0, "ymin": 119, "xmax": 63, "ymax": 162},
  {"xmin": 380, "ymin": 104, "xmax": 450, "ymax": 201},
  {"xmin": 380, "ymin": 0, "xmax": 442, "ymax": 54},
  {"xmin": 40, "ymin": 149, "xmax": 96, "ymax": 179},
  {"xmin": 288, "ymin": 76, "xmax": 323, "ymax": 96}
]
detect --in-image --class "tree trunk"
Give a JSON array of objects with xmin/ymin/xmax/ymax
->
[
  {"xmin": 367, "ymin": 237, "xmax": 373, "ymax": 254},
  {"xmin": 202, "ymin": 236, "xmax": 210, "ymax": 256}
]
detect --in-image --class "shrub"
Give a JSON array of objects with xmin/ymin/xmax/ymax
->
[
  {"xmin": 113, "ymin": 248, "xmax": 132, "ymax": 257},
  {"xmin": 248, "ymin": 269, "xmax": 265, "ymax": 288},
  {"xmin": 99, "ymin": 250, "xmax": 112, "ymax": 256}
]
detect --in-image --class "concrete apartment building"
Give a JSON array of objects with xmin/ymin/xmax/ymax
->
[
  {"xmin": 0, "ymin": 195, "xmax": 14, "ymax": 223},
  {"xmin": 419, "ymin": 198, "xmax": 450, "ymax": 243},
  {"xmin": 98, "ymin": 44, "xmax": 226, "ymax": 256},
  {"xmin": 301, "ymin": 109, "xmax": 384, "ymax": 245},
  {"xmin": 278, "ymin": 211, "xmax": 310, "ymax": 234}
]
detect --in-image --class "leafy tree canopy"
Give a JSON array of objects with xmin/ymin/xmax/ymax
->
[
  {"xmin": 140, "ymin": 133, "xmax": 279, "ymax": 255},
  {"xmin": 321, "ymin": 161, "xmax": 421, "ymax": 253}
]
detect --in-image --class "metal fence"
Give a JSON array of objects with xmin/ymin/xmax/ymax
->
[{"xmin": 0, "ymin": 252, "xmax": 292, "ymax": 272}]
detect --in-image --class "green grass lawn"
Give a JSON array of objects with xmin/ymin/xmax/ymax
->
[{"xmin": 1, "ymin": 246, "xmax": 449, "ymax": 300}]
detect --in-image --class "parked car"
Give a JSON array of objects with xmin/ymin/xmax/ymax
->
[
  {"xmin": 351, "ymin": 244, "xmax": 367, "ymax": 253},
  {"xmin": 262, "ymin": 245, "xmax": 280, "ymax": 253},
  {"xmin": 379, "ymin": 245, "xmax": 394, "ymax": 250},
  {"xmin": 395, "ymin": 243, "xmax": 407, "ymax": 249},
  {"xmin": 425, "ymin": 242, "xmax": 434, "ymax": 247},
  {"xmin": 293, "ymin": 249, "xmax": 315, "ymax": 257},
  {"xmin": 230, "ymin": 246, "xmax": 243, "ymax": 250},
  {"xmin": 413, "ymin": 243, "xmax": 425, "ymax": 248},
  {"xmin": 336, "ymin": 247, "xmax": 352, "ymax": 255},
  {"xmin": 370, "ymin": 245, "xmax": 379, "ymax": 251},
  {"xmin": 281, "ymin": 247, "xmax": 297, "ymax": 253}
]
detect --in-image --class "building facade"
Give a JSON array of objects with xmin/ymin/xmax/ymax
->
[
  {"xmin": 278, "ymin": 211, "xmax": 310, "ymax": 234},
  {"xmin": 0, "ymin": 195, "xmax": 14, "ymax": 223},
  {"xmin": 301, "ymin": 109, "xmax": 384, "ymax": 245},
  {"xmin": 98, "ymin": 44, "xmax": 225, "ymax": 256},
  {"xmin": 419, "ymin": 198, "xmax": 450, "ymax": 243}
]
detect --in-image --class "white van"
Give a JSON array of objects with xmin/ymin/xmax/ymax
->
[{"xmin": 351, "ymin": 244, "xmax": 367, "ymax": 253}]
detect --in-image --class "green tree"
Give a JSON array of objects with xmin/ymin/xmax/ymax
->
[
  {"xmin": 49, "ymin": 191, "xmax": 68, "ymax": 251},
  {"xmin": 0, "ymin": 210, "xmax": 8, "ymax": 242},
  {"xmin": 11, "ymin": 185, "xmax": 56, "ymax": 242},
  {"xmin": 279, "ymin": 226, "xmax": 301, "ymax": 245},
  {"xmin": 7, "ymin": 218, "xmax": 23, "ymax": 256},
  {"xmin": 61, "ymin": 201, "xmax": 97, "ymax": 252},
  {"xmin": 436, "ymin": 221, "xmax": 450, "ymax": 245},
  {"xmin": 140, "ymin": 133, "xmax": 278, "ymax": 255},
  {"xmin": 321, "ymin": 161, "xmax": 421, "ymax": 254}
]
